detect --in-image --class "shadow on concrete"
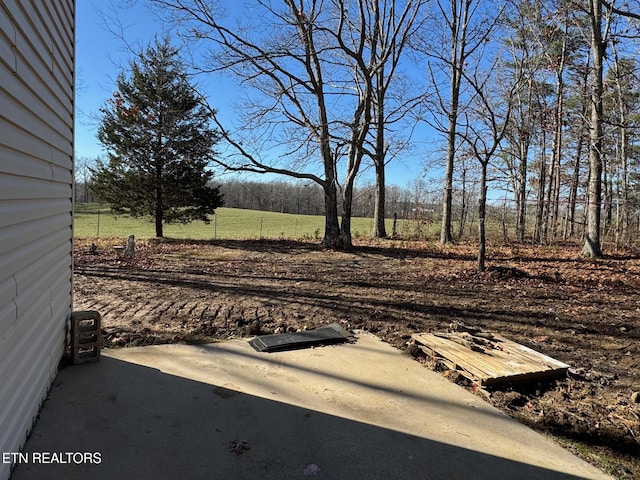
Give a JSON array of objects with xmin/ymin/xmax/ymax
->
[
  {"xmin": 12, "ymin": 356, "xmax": 591, "ymax": 480},
  {"xmin": 190, "ymin": 342, "xmax": 514, "ymax": 423}
]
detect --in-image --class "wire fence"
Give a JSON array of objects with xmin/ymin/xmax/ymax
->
[{"xmin": 74, "ymin": 204, "xmax": 640, "ymax": 248}]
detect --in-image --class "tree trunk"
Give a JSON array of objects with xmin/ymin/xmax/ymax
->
[
  {"xmin": 565, "ymin": 55, "xmax": 589, "ymax": 239},
  {"xmin": 549, "ymin": 82, "xmax": 564, "ymax": 240},
  {"xmin": 516, "ymin": 138, "xmax": 528, "ymax": 243},
  {"xmin": 603, "ymin": 160, "xmax": 613, "ymax": 228},
  {"xmin": 440, "ymin": 0, "xmax": 465, "ymax": 244},
  {"xmin": 566, "ymin": 142, "xmax": 582, "ymax": 238},
  {"xmin": 514, "ymin": 81, "xmax": 532, "ymax": 244},
  {"xmin": 441, "ymin": 130, "xmax": 455, "ymax": 243},
  {"xmin": 340, "ymin": 179, "xmax": 356, "ymax": 249},
  {"xmin": 372, "ymin": 66, "xmax": 387, "ymax": 239},
  {"xmin": 582, "ymin": 0, "xmax": 604, "ymax": 258},
  {"xmin": 322, "ymin": 183, "xmax": 342, "ymax": 249},
  {"xmin": 477, "ymin": 162, "xmax": 488, "ymax": 272},
  {"xmin": 612, "ymin": 45, "xmax": 630, "ymax": 244},
  {"xmin": 372, "ymin": 162, "xmax": 387, "ymax": 238},
  {"xmin": 534, "ymin": 131, "xmax": 547, "ymax": 243},
  {"xmin": 543, "ymin": 146, "xmax": 552, "ymax": 242},
  {"xmin": 620, "ymin": 123, "xmax": 629, "ymax": 242},
  {"xmin": 155, "ymin": 165, "xmax": 164, "ymax": 238},
  {"xmin": 549, "ymin": 26, "xmax": 568, "ymax": 241},
  {"xmin": 457, "ymin": 166, "xmax": 467, "ymax": 240}
]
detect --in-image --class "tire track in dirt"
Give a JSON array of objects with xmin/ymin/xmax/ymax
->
[{"xmin": 75, "ymin": 285, "xmax": 338, "ymax": 343}]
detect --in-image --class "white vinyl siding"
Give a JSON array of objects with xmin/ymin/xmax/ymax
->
[{"xmin": 0, "ymin": 1, "xmax": 75, "ymax": 479}]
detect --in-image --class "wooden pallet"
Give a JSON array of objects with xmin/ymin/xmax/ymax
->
[{"xmin": 412, "ymin": 332, "xmax": 570, "ymax": 386}]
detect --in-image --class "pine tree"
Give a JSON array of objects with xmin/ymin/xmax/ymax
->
[{"xmin": 91, "ymin": 37, "xmax": 223, "ymax": 238}]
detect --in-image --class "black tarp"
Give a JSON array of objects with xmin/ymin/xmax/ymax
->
[{"xmin": 249, "ymin": 323, "xmax": 355, "ymax": 353}]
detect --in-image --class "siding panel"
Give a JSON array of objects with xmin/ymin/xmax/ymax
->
[
  {"xmin": 0, "ymin": 300, "xmax": 17, "ymax": 341},
  {"xmin": 0, "ymin": 59, "xmax": 70, "ymax": 139},
  {"xmin": 51, "ymin": 162, "xmax": 73, "ymax": 183},
  {"xmin": 0, "ymin": 7, "xmax": 16, "ymax": 71},
  {"xmin": 0, "ymin": 298, "xmax": 51, "ymax": 397},
  {"xmin": 37, "ymin": 1, "xmax": 72, "ymax": 68},
  {"xmin": 14, "ymin": 27, "xmax": 73, "ymax": 121},
  {"xmin": 0, "ymin": 228, "xmax": 72, "ymax": 281},
  {"xmin": 0, "ymin": 213, "xmax": 71, "ymax": 256},
  {"xmin": 0, "ymin": 173, "xmax": 72, "ymax": 200},
  {"xmin": 0, "ymin": 276, "xmax": 17, "ymax": 314},
  {"xmin": 0, "ymin": 308, "xmax": 61, "ymax": 451},
  {"xmin": 14, "ymin": 250, "xmax": 71, "ymax": 318},
  {"xmin": 0, "ymin": 198, "xmax": 71, "ymax": 229},
  {"xmin": 0, "ymin": 117, "xmax": 54, "ymax": 165},
  {"xmin": 0, "ymin": 73, "xmax": 70, "ymax": 153},
  {"xmin": 0, "ymin": 1, "xmax": 74, "ymax": 479},
  {"xmin": 0, "ymin": 6, "xmax": 16, "ymax": 43},
  {"xmin": 0, "ymin": 143, "xmax": 53, "ymax": 179}
]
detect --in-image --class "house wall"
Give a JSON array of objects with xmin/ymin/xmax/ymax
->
[{"xmin": 0, "ymin": 1, "xmax": 75, "ymax": 478}]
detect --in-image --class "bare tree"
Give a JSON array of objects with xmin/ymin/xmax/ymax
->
[
  {"xmin": 74, "ymin": 156, "xmax": 96, "ymax": 203},
  {"xmin": 329, "ymin": 0, "xmax": 425, "ymax": 246},
  {"xmin": 580, "ymin": 0, "xmax": 640, "ymax": 257},
  {"xmin": 501, "ymin": 0, "xmax": 548, "ymax": 243},
  {"xmin": 563, "ymin": 50, "xmax": 590, "ymax": 240},
  {"xmin": 418, "ymin": 0, "xmax": 505, "ymax": 244},
  {"xmin": 580, "ymin": 0, "xmax": 609, "ymax": 257},
  {"xmin": 151, "ymin": 0, "xmax": 422, "ymax": 249},
  {"xmin": 607, "ymin": 50, "xmax": 639, "ymax": 245},
  {"xmin": 455, "ymin": 154, "xmax": 475, "ymax": 239},
  {"xmin": 458, "ymin": 64, "xmax": 522, "ymax": 271},
  {"xmin": 361, "ymin": 0, "xmax": 427, "ymax": 238},
  {"xmin": 543, "ymin": 5, "xmax": 573, "ymax": 240}
]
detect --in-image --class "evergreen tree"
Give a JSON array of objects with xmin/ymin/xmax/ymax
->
[{"xmin": 92, "ymin": 37, "xmax": 223, "ymax": 238}]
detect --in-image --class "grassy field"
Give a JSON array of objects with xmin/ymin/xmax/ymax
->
[{"xmin": 73, "ymin": 203, "xmax": 428, "ymax": 240}]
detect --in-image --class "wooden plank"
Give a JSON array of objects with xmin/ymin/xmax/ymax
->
[
  {"xmin": 415, "ymin": 332, "xmax": 570, "ymax": 386},
  {"xmin": 415, "ymin": 334, "xmax": 502, "ymax": 378},
  {"xmin": 494, "ymin": 335, "xmax": 569, "ymax": 370},
  {"xmin": 412, "ymin": 333, "xmax": 569, "ymax": 386}
]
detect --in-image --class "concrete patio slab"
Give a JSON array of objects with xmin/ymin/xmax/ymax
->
[{"xmin": 10, "ymin": 332, "xmax": 610, "ymax": 479}]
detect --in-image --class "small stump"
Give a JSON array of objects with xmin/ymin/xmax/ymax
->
[{"xmin": 124, "ymin": 234, "xmax": 135, "ymax": 256}]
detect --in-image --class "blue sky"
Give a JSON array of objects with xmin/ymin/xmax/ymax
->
[{"xmin": 75, "ymin": 0, "xmax": 432, "ymax": 188}]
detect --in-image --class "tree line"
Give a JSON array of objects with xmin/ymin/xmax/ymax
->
[
  {"xmin": 83, "ymin": 165, "xmax": 626, "ymax": 244},
  {"xmin": 219, "ymin": 179, "xmax": 433, "ymax": 221},
  {"xmin": 88, "ymin": 0, "xmax": 640, "ymax": 269}
]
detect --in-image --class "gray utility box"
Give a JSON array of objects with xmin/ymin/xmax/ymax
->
[{"xmin": 71, "ymin": 311, "xmax": 101, "ymax": 364}]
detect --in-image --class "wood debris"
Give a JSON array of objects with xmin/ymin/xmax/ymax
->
[{"xmin": 411, "ymin": 323, "xmax": 570, "ymax": 387}]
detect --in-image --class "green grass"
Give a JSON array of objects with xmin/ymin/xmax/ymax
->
[{"xmin": 73, "ymin": 203, "xmax": 421, "ymax": 240}]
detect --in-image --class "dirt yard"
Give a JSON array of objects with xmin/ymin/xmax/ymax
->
[{"xmin": 73, "ymin": 238, "xmax": 640, "ymax": 478}]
